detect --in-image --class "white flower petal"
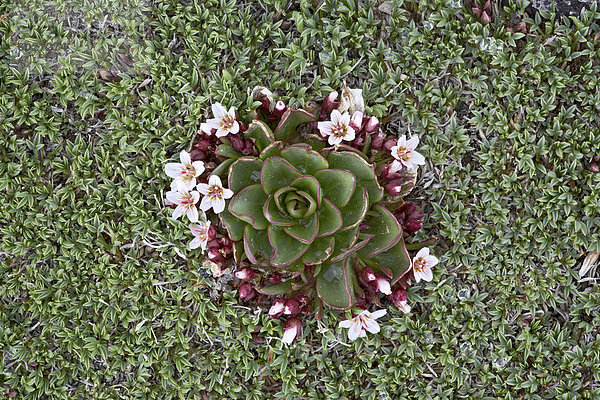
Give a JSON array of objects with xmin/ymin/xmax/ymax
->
[
  {"xmin": 189, "ymin": 237, "xmax": 203, "ymax": 250},
  {"xmin": 398, "ymin": 301, "xmax": 411, "ymax": 314},
  {"xmin": 343, "ymin": 127, "xmax": 355, "ymax": 142},
  {"xmin": 180, "ymin": 150, "xmax": 192, "ymax": 165},
  {"xmin": 200, "ymin": 122, "xmax": 213, "ymax": 134},
  {"xmin": 406, "ymin": 136, "xmax": 420, "ymax": 150},
  {"xmin": 338, "ymin": 319, "xmax": 354, "ymax": 329},
  {"xmin": 208, "ymin": 175, "xmax": 222, "ymax": 187},
  {"xmin": 213, "ymin": 198, "xmax": 226, "ymax": 213},
  {"xmin": 229, "ymin": 121, "xmax": 240, "ymax": 134},
  {"xmin": 172, "ymin": 205, "xmax": 185, "ymax": 220},
  {"xmin": 190, "ymin": 191, "xmax": 200, "ymax": 204},
  {"xmin": 420, "ymin": 267, "xmax": 433, "ymax": 282},
  {"xmin": 328, "ymin": 135, "xmax": 343, "ymax": 146},
  {"xmin": 282, "ymin": 327, "xmax": 296, "ymax": 344},
  {"xmin": 389, "ymin": 160, "xmax": 402, "ymax": 174},
  {"xmin": 413, "ymin": 270, "xmax": 423, "ymax": 283},
  {"xmin": 196, "ymin": 183, "xmax": 210, "ymax": 195},
  {"xmin": 205, "ymin": 118, "xmax": 221, "ymax": 130},
  {"xmin": 200, "ymin": 196, "xmax": 213, "ymax": 211},
  {"xmin": 192, "ymin": 161, "xmax": 205, "ymax": 176},
  {"xmin": 348, "ymin": 322, "xmax": 362, "ymax": 341},
  {"xmin": 330, "ymin": 109, "xmax": 342, "ymax": 124},
  {"xmin": 424, "ymin": 255, "xmax": 439, "ymax": 267},
  {"xmin": 339, "ymin": 112, "xmax": 351, "ymax": 126},
  {"xmin": 222, "ymin": 188, "xmax": 234, "ymax": 199},
  {"xmin": 317, "ymin": 121, "xmax": 334, "ymax": 135},
  {"xmin": 212, "ymin": 102, "xmax": 227, "ymax": 119},
  {"xmin": 166, "ymin": 190, "xmax": 182, "ymax": 204},
  {"xmin": 364, "ymin": 318, "xmax": 381, "ymax": 334},
  {"xmin": 178, "ymin": 178, "xmax": 196, "ymax": 191},
  {"xmin": 187, "ymin": 207, "xmax": 199, "ymax": 223},
  {"xmin": 165, "ymin": 163, "xmax": 184, "ymax": 178},
  {"xmin": 416, "ymin": 247, "xmax": 430, "ymax": 259},
  {"xmin": 397, "ymin": 135, "xmax": 408, "ymax": 147},
  {"xmin": 370, "ymin": 309, "xmax": 387, "ymax": 320},
  {"xmin": 215, "ymin": 128, "xmax": 229, "ymax": 138},
  {"xmin": 377, "ymin": 279, "xmax": 391, "ymax": 295},
  {"xmin": 227, "ymin": 106, "xmax": 236, "ymax": 117},
  {"xmin": 410, "ymin": 150, "xmax": 426, "ymax": 165}
]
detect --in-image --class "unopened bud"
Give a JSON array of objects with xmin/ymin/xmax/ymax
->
[
  {"xmin": 389, "ymin": 287, "xmax": 411, "ymax": 313},
  {"xmin": 274, "ymin": 100, "xmax": 287, "ymax": 115},
  {"xmin": 238, "ymin": 282, "xmax": 256, "ymax": 302},
  {"xmin": 405, "ymin": 218, "xmax": 424, "ymax": 233},
  {"xmin": 269, "ymin": 298, "xmax": 286, "ymax": 318},
  {"xmin": 234, "ymin": 267, "xmax": 256, "ymax": 281},
  {"xmin": 361, "ymin": 267, "xmax": 376, "ymax": 282},
  {"xmin": 321, "ymin": 91, "xmax": 339, "ymax": 115},
  {"xmin": 207, "ymin": 225, "xmax": 217, "ymax": 239},
  {"xmin": 590, "ymin": 162, "xmax": 599, "ymax": 172},
  {"xmin": 350, "ymin": 111, "xmax": 363, "ymax": 132},
  {"xmin": 375, "ymin": 274, "xmax": 391, "ymax": 295},
  {"xmin": 195, "ymin": 139, "xmax": 212, "ymax": 151},
  {"xmin": 269, "ymin": 272, "xmax": 282, "ymax": 284},
  {"xmin": 284, "ymin": 299, "xmax": 301, "ymax": 316},
  {"xmin": 481, "ymin": 11, "xmax": 491, "ymax": 24},
  {"xmin": 385, "ymin": 181, "xmax": 403, "ymax": 196},
  {"xmin": 282, "ymin": 317, "xmax": 302, "ymax": 344},
  {"xmin": 370, "ymin": 131, "xmax": 385, "ymax": 150},
  {"xmin": 363, "ymin": 116, "xmax": 379, "ymax": 134},
  {"xmin": 230, "ymin": 135, "xmax": 246, "ymax": 153},
  {"xmin": 383, "ymin": 138, "xmax": 397, "ymax": 152}
]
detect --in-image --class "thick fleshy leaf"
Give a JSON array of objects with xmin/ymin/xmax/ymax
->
[
  {"xmin": 327, "ymin": 151, "xmax": 383, "ymax": 203},
  {"xmin": 316, "ymin": 198, "xmax": 343, "ymax": 237},
  {"xmin": 331, "ymin": 238, "xmax": 370, "ymax": 263},
  {"xmin": 341, "ymin": 186, "xmax": 369, "ymax": 230},
  {"xmin": 316, "ymin": 258, "xmax": 355, "ymax": 310},
  {"xmin": 285, "ymin": 190, "xmax": 317, "ymax": 218},
  {"xmin": 370, "ymin": 237, "xmax": 411, "ymax": 285},
  {"xmin": 268, "ymin": 225, "xmax": 309, "ymax": 267},
  {"xmin": 256, "ymin": 281, "xmax": 292, "ymax": 295},
  {"xmin": 333, "ymin": 226, "xmax": 360, "ymax": 255},
  {"xmin": 259, "ymin": 141, "xmax": 284, "ymax": 160},
  {"xmin": 358, "ymin": 204, "xmax": 402, "ymax": 258},
  {"xmin": 211, "ymin": 158, "xmax": 235, "ymax": 179},
  {"xmin": 274, "ymin": 109, "xmax": 317, "ymax": 141},
  {"xmin": 301, "ymin": 236, "xmax": 335, "ymax": 265},
  {"xmin": 261, "ymin": 157, "xmax": 302, "ymax": 194},
  {"xmin": 273, "ymin": 187, "xmax": 296, "ymax": 216},
  {"xmin": 244, "ymin": 225, "xmax": 273, "ymax": 266},
  {"xmin": 284, "ymin": 213, "xmax": 319, "ymax": 244},
  {"xmin": 290, "ymin": 176, "xmax": 322, "ymax": 207},
  {"xmin": 228, "ymin": 157, "xmax": 263, "ymax": 193},
  {"xmin": 245, "ymin": 120, "xmax": 274, "ymax": 151},
  {"xmin": 216, "ymin": 143, "xmax": 241, "ymax": 158},
  {"xmin": 229, "ymin": 184, "xmax": 269, "ymax": 230},
  {"xmin": 232, "ymin": 241, "xmax": 245, "ymax": 264},
  {"xmin": 219, "ymin": 208, "xmax": 247, "ymax": 241},
  {"xmin": 280, "ymin": 146, "xmax": 329, "ymax": 175},
  {"xmin": 313, "ymin": 169, "xmax": 356, "ymax": 209},
  {"xmin": 264, "ymin": 194, "xmax": 296, "ymax": 226}
]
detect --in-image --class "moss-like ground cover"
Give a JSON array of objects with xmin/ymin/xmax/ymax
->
[{"xmin": 2, "ymin": 0, "xmax": 600, "ymax": 398}]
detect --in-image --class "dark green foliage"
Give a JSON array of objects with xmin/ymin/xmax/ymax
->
[{"xmin": 1, "ymin": 0, "xmax": 600, "ymax": 399}]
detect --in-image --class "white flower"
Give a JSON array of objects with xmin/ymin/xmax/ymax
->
[
  {"xmin": 166, "ymin": 187, "xmax": 201, "ymax": 222},
  {"xmin": 165, "ymin": 150, "xmax": 205, "ymax": 190},
  {"xmin": 389, "ymin": 135, "xmax": 426, "ymax": 173},
  {"xmin": 412, "ymin": 247, "xmax": 438, "ymax": 283},
  {"xmin": 338, "ymin": 309, "xmax": 386, "ymax": 341},
  {"xmin": 197, "ymin": 175, "xmax": 234, "ymax": 214},
  {"xmin": 189, "ymin": 219, "xmax": 211, "ymax": 251},
  {"xmin": 203, "ymin": 102, "xmax": 240, "ymax": 137},
  {"xmin": 317, "ymin": 109, "xmax": 356, "ymax": 146},
  {"xmin": 338, "ymin": 87, "xmax": 365, "ymax": 114},
  {"xmin": 376, "ymin": 276, "xmax": 391, "ymax": 295}
]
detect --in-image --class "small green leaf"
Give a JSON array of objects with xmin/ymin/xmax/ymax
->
[
  {"xmin": 264, "ymin": 194, "xmax": 296, "ymax": 226},
  {"xmin": 284, "ymin": 213, "xmax": 319, "ymax": 244},
  {"xmin": 290, "ymin": 176, "xmax": 322, "ymax": 206},
  {"xmin": 245, "ymin": 120, "xmax": 275, "ymax": 151}
]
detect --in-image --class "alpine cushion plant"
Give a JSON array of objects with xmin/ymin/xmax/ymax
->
[{"xmin": 163, "ymin": 88, "xmax": 438, "ymax": 343}]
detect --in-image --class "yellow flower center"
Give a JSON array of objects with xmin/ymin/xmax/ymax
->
[
  {"xmin": 220, "ymin": 115, "xmax": 235, "ymax": 130},
  {"xmin": 395, "ymin": 146, "xmax": 412, "ymax": 161},
  {"xmin": 181, "ymin": 164, "xmax": 196, "ymax": 181},
  {"xmin": 180, "ymin": 192, "xmax": 195, "ymax": 208},
  {"xmin": 413, "ymin": 257, "xmax": 426, "ymax": 273},
  {"xmin": 208, "ymin": 185, "xmax": 223, "ymax": 200},
  {"xmin": 331, "ymin": 122, "xmax": 348, "ymax": 138}
]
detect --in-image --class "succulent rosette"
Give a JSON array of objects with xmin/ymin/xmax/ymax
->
[{"xmin": 164, "ymin": 86, "xmax": 439, "ymax": 343}]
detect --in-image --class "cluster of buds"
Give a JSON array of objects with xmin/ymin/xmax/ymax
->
[
  {"xmin": 471, "ymin": 0, "xmax": 493, "ymax": 24},
  {"xmin": 206, "ymin": 234, "xmax": 232, "ymax": 270},
  {"xmin": 395, "ymin": 202, "xmax": 425, "ymax": 233},
  {"xmin": 190, "ymin": 130, "xmax": 217, "ymax": 162}
]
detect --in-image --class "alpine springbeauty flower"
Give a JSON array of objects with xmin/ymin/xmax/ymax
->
[
  {"xmin": 412, "ymin": 247, "xmax": 438, "ymax": 283},
  {"xmin": 197, "ymin": 175, "xmax": 234, "ymax": 214},
  {"xmin": 165, "ymin": 150, "xmax": 205, "ymax": 190},
  {"xmin": 189, "ymin": 219, "xmax": 211, "ymax": 251},
  {"xmin": 166, "ymin": 187, "xmax": 201, "ymax": 222},
  {"xmin": 390, "ymin": 135, "xmax": 426, "ymax": 173},
  {"xmin": 203, "ymin": 102, "xmax": 240, "ymax": 137},
  {"xmin": 338, "ymin": 309, "xmax": 387, "ymax": 341},
  {"xmin": 318, "ymin": 109, "xmax": 356, "ymax": 146}
]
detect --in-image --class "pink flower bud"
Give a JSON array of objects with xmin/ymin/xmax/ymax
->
[
  {"xmin": 242, "ymin": 140, "xmax": 255, "ymax": 156},
  {"xmin": 593, "ymin": 155, "xmax": 600, "ymax": 163},
  {"xmin": 230, "ymin": 135, "xmax": 246, "ymax": 153},
  {"xmin": 484, "ymin": 0, "xmax": 491, "ymax": 11},
  {"xmin": 274, "ymin": 100, "xmax": 287, "ymax": 115},
  {"xmin": 506, "ymin": 27, "xmax": 514, "ymax": 34},
  {"xmin": 370, "ymin": 131, "xmax": 385, "ymax": 150},
  {"xmin": 296, "ymin": 295, "xmax": 312, "ymax": 314},
  {"xmin": 208, "ymin": 249, "xmax": 224, "ymax": 264},
  {"xmin": 351, "ymin": 135, "xmax": 365, "ymax": 149},
  {"xmin": 260, "ymin": 96, "xmax": 271, "ymax": 111},
  {"xmin": 282, "ymin": 317, "xmax": 302, "ymax": 344},
  {"xmin": 516, "ymin": 21, "xmax": 527, "ymax": 32},
  {"xmin": 361, "ymin": 267, "xmax": 376, "ymax": 282},
  {"xmin": 472, "ymin": 7, "xmax": 482, "ymax": 16},
  {"xmin": 207, "ymin": 225, "xmax": 217, "ymax": 239},
  {"xmin": 385, "ymin": 181, "xmax": 403, "ymax": 196},
  {"xmin": 239, "ymin": 282, "xmax": 256, "ymax": 302},
  {"xmin": 189, "ymin": 149, "xmax": 206, "ymax": 161},
  {"xmin": 381, "ymin": 163, "xmax": 404, "ymax": 180},
  {"xmin": 207, "ymin": 239, "xmax": 220, "ymax": 250},
  {"xmin": 375, "ymin": 274, "xmax": 391, "ymax": 295},
  {"xmin": 283, "ymin": 299, "xmax": 301, "ymax": 316},
  {"xmin": 269, "ymin": 298, "xmax": 286, "ymax": 318},
  {"xmin": 234, "ymin": 267, "xmax": 256, "ymax": 281},
  {"xmin": 389, "ymin": 287, "xmax": 411, "ymax": 313},
  {"xmin": 354, "ymin": 296, "xmax": 372, "ymax": 309},
  {"xmin": 364, "ymin": 116, "xmax": 379, "ymax": 134},
  {"xmin": 383, "ymin": 138, "xmax": 397, "ymax": 152},
  {"xmin": 591, "ymin": 162, "xmax": 600, "ymax": 173},
  {"xmin": 195, "ymin": 139, "xmax": 212, "ymax": 151},
  {"xmin": 350, "ymin": 111, "xmax": 363, "ymax": 132},
  {"xmin": 269, "ymin": 272, "xmax": 282, "ymax": 284},
  {"xmin": 405, "ymin": 218, "xmax": 424, "ymax": 233},
  {"xmin": 481, "ymin": 11, "xmax": 491, "ymax": 24},
  {"xmin": 321, "ymin": 91, "xmax": 339, "ymax": 115}
]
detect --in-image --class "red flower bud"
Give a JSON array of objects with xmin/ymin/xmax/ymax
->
[
  {"xmin": 195, "ymin": 139, "xmax": 212, "ymax": 151},
  {"xmin": 284, "ymin": 299, "xmax": 301, "ymax": 316},
  {"xmin": 234, "ymin": 267, "xmax": 256, "ymax": 281},
  {"xmin": 381, "ymin": 163, "xmax": 404, "ymax": 180},
  {"xmin": 516, "ymin": 21, "xmax": 527, "ymax": 32},
  {"xmin": 389, "ymin": 287, "xmax": 411, "ymax": 313},
  {"xmin": 472, "ymin": 7, "xmax": 482, "ymax": 16},
  {"xmin": 354, "ymin": 296, "xmax": 372, "ymax": 309},
  {"xmin": 230, "ymin": 135, "xmax": 246, "ymax": 153},
  {"xmin": 364, "ymin": 116, "xmax": 379, "ymax": 134},
  {"xmin": 481, "ymin": 11, "xmax": 491, "ymax": 24},
  {"xmin": 350, "ymin": 111, "xmax": 363, "ymax": 132},
  {"xmin": 361, "ymin": 267, "xmax": 376, "ymax": 282},
  {"xmin": 274, "ymin": 100, "xmax": 287, "ymax": 115},
  {"xmin": 207, "ymin": 239, "xmax": 220, "ymax": 250},
  {"xmin": 269, "ymin": 272, "xmax": 282, "ymax": 284},
  {"xmin": 269, "ymin": 298, "xmax": 286, "ymax": 318},
  {"xmin": 208, "ymin": 249, "xmax": 224, "ymax": 264},
  {"xmin": 260, "ymin": 96, "xmax": 271, "ymax": 111},
  {"xmin": 370, "ymin": 131, "xmax": 385, "ymax": 150},
  {"xmin": 321, "ymin": 91, "xmax": 339, "ymax": 115},
  {"xmin": 383, "ymin": 138, "xmax": 397, "ymax": 152},
  {"xmin": 189, "ymin": 149, "xmax": 206, "ymax": 161},
  {"xmin": 405, "ymin": 218, "xmax": 424, "ymax": 233},
  {"xmin": 239, "ymin": 282, "xmax": 256, "ymax": 302},
  {"xmin": 591, "ymin": 162, "xmax": 599, "ymax": 172},
  {"xmin": 207, "ymin": 225, "xmax": 217, "ymax": 239},
  {"xmin": 282, "ymin": 317, "xmax": 302, "ymax": 344},
  {"xmin": 385, "ymin": 180, "xmax": 404, "ymax": 195}
]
